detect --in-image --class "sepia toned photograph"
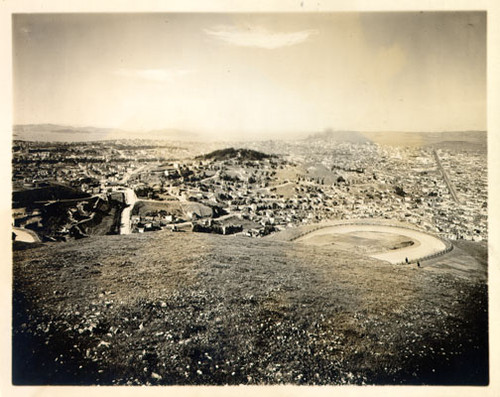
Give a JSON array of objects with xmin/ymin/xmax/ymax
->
[{"xmin": 10, "ymin": 10, "xmax": 489, "ymax": 387}]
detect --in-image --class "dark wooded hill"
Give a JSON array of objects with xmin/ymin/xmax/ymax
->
[{"xmin": 196, "ymin": 148, "xmax": 274, "ymax": 161}]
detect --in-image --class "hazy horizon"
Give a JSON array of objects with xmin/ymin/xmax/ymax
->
[
  {"xmin": 12, "ymin": 123, "xmax": 488, "ymax": 145},
  {"xmin": 13, "ymin": 12, "xmax": 486, "ymax": 141}
]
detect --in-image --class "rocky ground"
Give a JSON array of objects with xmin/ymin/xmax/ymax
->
[{"xmin": 12, "ymin": 230, "xmax": 488, "ymax": 385}]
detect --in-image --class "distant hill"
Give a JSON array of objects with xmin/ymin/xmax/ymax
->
[
  {"xmin": 13, "ymin": 124, "xmax": 200, "ymax": 142},
  {"xmin": 14, "ymin": 124, "xmax": 116, "ymax": 135},
  {"xmin": 13, "ymin": 124, "xmax": 487, "ymax": 148},
  {"xmin": 304, "ymin": 129, "xmax": 487, "ymax": 149},
  {"xmin": 14, "ymin": 124, "xmax": 126, "ymax": 142},
  {"xmin": 361, "ymin": 130, "xmax": 487, "ymax": 149},
  {"xmin": 196, "ymin": 147, "xmax": 274, "ymax": 161}
]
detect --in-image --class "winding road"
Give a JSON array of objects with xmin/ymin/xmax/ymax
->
[{"xmin": 119, "ymin": 188, "xmax": 138, "ymax": 235}]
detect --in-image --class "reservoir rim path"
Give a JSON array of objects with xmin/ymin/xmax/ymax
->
[{"xmin": 293, "ymin": 221, "xmax": 451, "ymax": 265}]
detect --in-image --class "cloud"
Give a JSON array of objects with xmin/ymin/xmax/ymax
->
[
  {"xmin": 114, "ymin": 68, "xmax": 193, "ymax": 83},
  {"xmin": 20, "ymin": 26, "xmax": 32, "ymax": 35},
  {"xmin": 204, "ymin": 25, "xmax": 318, "ymax": 49}
]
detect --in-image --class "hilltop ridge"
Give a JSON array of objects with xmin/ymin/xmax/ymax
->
[
  {"xmin": 12, "ymin": 230, "xmax": 488, "ymax": 385},
  {"xmin": 196, "ymin": 147, "xmax": 274, "ymax": 161}
]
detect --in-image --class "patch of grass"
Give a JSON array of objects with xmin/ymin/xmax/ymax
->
[
  {"xmin": 452, "ymin": 239, "xmax": 488, "ymax": 266},
  {"xmin": 132, "ymin": 201, "xmax": 184, "ymax": 218}
]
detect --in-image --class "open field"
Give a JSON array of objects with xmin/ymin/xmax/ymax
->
[
  {"xmin": 132, "ymin": 200, "xmax": 184, "ymax": 218},
  {"xmin": 13, "ymin": 230, "xmax": 488, "ymax": 385},
  {"xmin": 298, "ymin": 231, "xmax": 414, "ymax": 254},
  {"xmin": 295, "ymin": 224, "xmax": 447, "ymax": 264}
]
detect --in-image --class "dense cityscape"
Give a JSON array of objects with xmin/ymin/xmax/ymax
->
[{"xmin": 12, "ymin": 133, "xmax": 487, "ymax": 243}]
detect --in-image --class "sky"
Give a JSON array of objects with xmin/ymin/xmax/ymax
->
[{"xmin": 13, "ymin": 12, "xmax": 486, "ymax": 139}]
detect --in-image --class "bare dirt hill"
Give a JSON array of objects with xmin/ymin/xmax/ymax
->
[{"xmin": 12, "ymin": 231, "xmax": 488, "ymax": 385}]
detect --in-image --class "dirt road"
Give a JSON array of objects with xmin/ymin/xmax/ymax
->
[
  {"xmin": 13, "ymin": 227, "xmax": 40, "ymax": 243},
  {"xmin": 119, "ymin": 188, "xmax": 137, "ymax": 235}
]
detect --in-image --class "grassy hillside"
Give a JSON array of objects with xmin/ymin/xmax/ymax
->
[
  {"xmin": 132, "ymin": 200, "xmax": 184, "ymax": 219},
  {"xmin": 12, "ymin": 231, "xmax": 488, "ymax": 385}
]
